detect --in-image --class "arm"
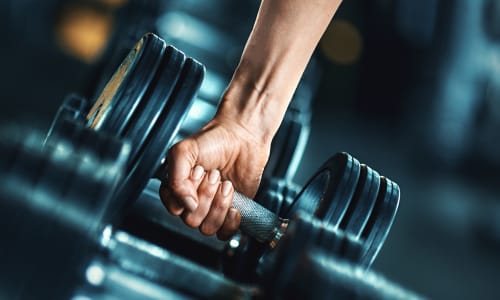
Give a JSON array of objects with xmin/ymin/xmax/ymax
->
[
  {"xmin": 161, "ymin": 0, "xmax": 342, "ymax": 240},
  {"xmin": 221, "ymin": 0, "xmax": 342, "ymax": 145}
]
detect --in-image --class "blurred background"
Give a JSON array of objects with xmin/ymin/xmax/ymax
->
[{"xmin": 1, "ymin": 0, "xmax": 499, "ymax": 298}]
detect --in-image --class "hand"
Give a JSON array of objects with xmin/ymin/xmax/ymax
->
[{"xmin": 160, "ymin": 115, "xmax": 271, "ymax": 240}]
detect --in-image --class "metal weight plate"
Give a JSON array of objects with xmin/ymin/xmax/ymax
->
[
  {"xmin": 86, "ymin": 33, "xmax": 165, "ymax": 136},
  {"xmin": 47, "ymin": 119, "xmax": 130, "ymax": 170},
  {"xmin": 173, "ymin": 69, "xmax": 228, "ymax": 145},
  {"xmin": 1, "ymin": 150, "xmax": 85, "ymax": 300},
  {"xmin": 360, "ymin": 177, "xmax": 400, "ymax": 268},
  {"xmin": 265, "ymin": 211, "xmax": 321, "ymax": 284},
  {"xmin": 62, "ymin": 134, "xmax": 128, "ymax": 227},
  {"xmin": 307, "ymin": 214, "xmax": 364, "ymax": 264},
  {"xmin": 42, "ymin": 123, "xmax": 130, "ymax": 229},
  {"xmin": 278, "ymin": 180, "xmax": 301, "ymax": 218},
  {"xmin": 115, "ymin": 57, "xmax": 204, "ymax": 207},
  {"xmin": 122, "ymin": 45, "xmax": 186, "ymax": 162},
  {"xmin": 339, "ymin": 164, "xmax": 380, "ymax": 238},
  {"xmin": 270, "ymin": 247, "xmax": 423, "ymax": 300},
  {"xmin": 263, "ymin": 212, "xmax": 364, "ymax": 298},
  {"xmin": 45, "ymin": 94, "xmax": 89, "ymax": 144},
  {"xmin": 284, "ymin": 152, "xmax": 361, "ymax": 227},
  {"xmin": 0, "ymin": 132, "xmax": 117, "ymax": 300}
]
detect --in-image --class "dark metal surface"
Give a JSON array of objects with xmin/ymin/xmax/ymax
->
[
  {"xmin": 361, "ymin": 177, "xmax": 400, "ymax": 268},
  {"xmin": 118, "ymin": 56, "xmax": 204, "ymax": 207},
  {"xmin": 341, "ymin": 164, "xmax": 381, "ymax": 238},
  {"xmin": 0, "ymin": 129, "xmax": 126, "ymax": 299},
  {"xmin": 268, "ymin": 247, "xmax": 423, "ymax": 300}
]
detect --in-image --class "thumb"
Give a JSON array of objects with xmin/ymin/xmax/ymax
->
[{"xmin": 167, "ymin": 143, "xmax": 199, "ymax": 212}]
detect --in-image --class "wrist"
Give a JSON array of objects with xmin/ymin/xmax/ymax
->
[{"xmin": 216, "ymin": 65, "xmax": 292, "ymax": 146}]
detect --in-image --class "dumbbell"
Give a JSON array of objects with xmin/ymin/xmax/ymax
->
[
  {"xmin": 0, "ymin": 128, "xmax": 129, "ymax": 300},
  {"xmin": 47, "ymin": 33, "xmax": 399, "ymax": 265},
  {"xmin": 221, "ymin": 154, "xmax": 399, "ymax": 281},
  {"xmin": 261, "ymin": 214, "xmax": 423, "ymax": 300}
]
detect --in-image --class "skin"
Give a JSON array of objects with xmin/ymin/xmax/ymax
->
[{"xmin": 160, "ymin": 0, "xmax": 343, "ymax": 240}]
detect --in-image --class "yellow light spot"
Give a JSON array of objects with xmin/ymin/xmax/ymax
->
[
  {"xmin": 320, "ymin": 20, "xmax": 363, "ymax": 65},
  {"xmin": 55, "ymin": 4, "xmax": 115, "ymax": 63}
]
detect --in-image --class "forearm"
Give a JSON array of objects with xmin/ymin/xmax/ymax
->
[{"xmin": 217, "ymin": 0, "xmax": 342, "ymax": 144}]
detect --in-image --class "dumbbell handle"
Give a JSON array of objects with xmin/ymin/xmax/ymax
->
[
  {"xmin": 156, "ymin": 166, "xmax": 288, "ymax": 245},
  {"xmin": 232, "ymin": 191, "xmax": 288, "ymax": 246}
]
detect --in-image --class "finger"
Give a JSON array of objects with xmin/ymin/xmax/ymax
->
[
  {"xmin": 159, "ymin": 164, "xmax": 204, "ymax": 216},
  {"xmin": 217, "ymin": 208, "xmax": 241, "ymax": 241},
  {"xmin": 190, "ymin": 165, "xmax": 205, "ymax": 185},
  {"xmin": 167, "ymin": 143, "xmax": 199, "ymax": 212},
  {"xmin": 159, "ymin": 184, "xmax": 184, "ymax": 216},
  {"xmin": 183, "ymin": 169, "xmax": 220, "ymax": 228},
  {"xmin": 200, "ymin": 180, "xmax": 234, "ymax": 236}
]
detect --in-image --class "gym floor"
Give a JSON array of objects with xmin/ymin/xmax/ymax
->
[{"xmin": 1, "ymin": 0, "xmax": 499, "ymax": 299}]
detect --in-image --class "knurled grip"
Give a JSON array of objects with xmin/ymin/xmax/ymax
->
[
  {"xmin": 232, "ymin": 191, "xmax": 284, "ymax": 243},
  {"xmin": 155, "ymin": 166, "xmax": 284, "ymax": 243}
]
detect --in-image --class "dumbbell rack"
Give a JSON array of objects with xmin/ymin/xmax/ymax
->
[{"xmin": 0, "ymin": 129, "xmax": 420, "ymax": 299}]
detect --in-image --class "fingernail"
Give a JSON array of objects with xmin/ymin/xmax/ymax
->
[
  {"xmin": 228, "ymin": 208, "xmax": 238, "ymax": 220},
  {"xmin": 208, "ymin": 169, "xmax": 220, "ymax": 184},
  {"xmin": 184, "ymin": 196, "xmax": 198, "ymax": 211},
  {"xmin": 222, "ymin": 181, "xmax": 232, "ymax": 197},
  {"xmin": 192, "ymin": 165, "xmax": 204, "ymax": 180}
]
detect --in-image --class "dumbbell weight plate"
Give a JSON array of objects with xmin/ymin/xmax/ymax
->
[
  {"xmin": 267, "ymin": 247, "xmax": 422, "ymax": 300},
  {"xmin": 0, "ymin": 131, "xmax": 127, "ymax": 299},
  {"xmin": 56, "ymin": 33, "xmax": 205, "ymax": 210},
  {"xmin": 122, "ymin": 46, "xmax": 186, "ymax": 162},
  {"xmin": 339, "ymin": 164, "xmax": 380, "ymax": 238},
  {"xmin": 277, "ymin": 180, "xmax": 301, "ymax": 217},
  {"xmin": 360, "ymin": 177, "xmax": 400, "ymax": 268},
  {"xmin": 87, "ymin": 33, "xmax": 166, "ymax": 135},
  {"xmin": 116, "ymin": 57, "xmax": 204, "ymax": 206},
  {"xmin": 47, "ymin": 119, "xmax": 130, "ymax": 170},
  {"xmin": 2, "ymin": 165, "xmax": 88, "ymax": 299},
  {"xmin": 41, "ymin": 120, "xmax": 130, "ymax": 224},
  {"xmin": 324, "ymin": 228, "xmax": 364, "ymax": 264},
  {"xmin": 45, "ymin": 94, "xmax": 89, "ymax": 143},
  {"xmin": 260, "ymin": 212, "xmax": 365, "ymax": 292},
  {"xmin": 284, "ymin": 152, "xmax": 361, "ymax": 226}
]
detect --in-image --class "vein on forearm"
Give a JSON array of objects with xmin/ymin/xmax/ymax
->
[{"xmin": 220, "ymin": 0, "xmax": 342, "ymax": 143}]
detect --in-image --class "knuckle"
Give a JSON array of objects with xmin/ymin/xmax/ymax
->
[
  {"xmin": 212, "ymin": 195, "xmax": 230, "ymax": 212},
  {"xmin": 200, "ymin": 222, "xmax": 218, "ymax": 236},
  {"xmin": 183, "ymin": 214, "xmax": 202, "ymax": 228},
  {"xmin": 165, "ymin": 201, "xmax": 182, "ymax": 216},
  {"xmin": 169, "ymin": 178, "xmax": 184, "ymax": 191},
  {"xmin": 200, "ymin": 184, "xmax": 217, "ymax": 199}
]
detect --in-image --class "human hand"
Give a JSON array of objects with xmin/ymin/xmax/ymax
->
[{"xmin": 160, "ymin": 115, "xmax": 271, "ymax": 240}]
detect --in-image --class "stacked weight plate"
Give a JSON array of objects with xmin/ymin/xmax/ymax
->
[
  {"xmin": 48, "ymin": 33, "xmax": 205, "ymax": 215},
  {"xmin": 0, "ymin": 128, "xmax": 128, "ymax": 299},
  {"xmin": 284, "ymin": 152, "xmax": 400, "ymax": 268}
]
